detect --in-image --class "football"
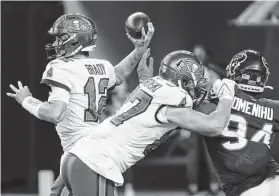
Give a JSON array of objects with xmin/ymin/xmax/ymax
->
[{"xmin": 125, "ymin": 12, "xmax": 151, "ymax": 39}]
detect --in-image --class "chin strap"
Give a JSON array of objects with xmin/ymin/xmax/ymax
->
[{"xmin": 264, "ymin": 85, "xmax": 274, "ymax": 90}]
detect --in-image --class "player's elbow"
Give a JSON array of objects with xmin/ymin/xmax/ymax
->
[
  {"xmin": 45, "ymin": 105, "xmax": 66, "ymax": 124},
  {"xmin": 204, "ymin": 120, "xmax": 225, "ymax": 137},
  {"xmin": 113, "ymin": 67, "xmax": 125, "ymax": 85},
  {"xmin": 213, "ymin": 119, "xmax": 228, "ymax": 136},
  {"xmin": 38, "ymin": 101, "xmax": 67, "ymax": 124},
  {"xmin": 209, "ymin": 125, "xmax": 223, "ymax": 137},
  {"xmin": 50, "ymin": 110, "xmax": 65, "ymax": 124}
]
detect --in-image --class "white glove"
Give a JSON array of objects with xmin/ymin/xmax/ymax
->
[{"xmin": 212, "ymin": 79, "xmax": 236, "ymax": 99}]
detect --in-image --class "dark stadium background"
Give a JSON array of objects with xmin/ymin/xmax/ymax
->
[{"xmin": 2, "ymin": 1, "xmax": 279, "ymax": 194}]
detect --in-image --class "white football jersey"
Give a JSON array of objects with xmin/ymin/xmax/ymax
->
[
  {"xmin": 70, "ymin": 76, "xmax": 193, "ymax": 185},
  {"xmin": 41, "ymin": 57, "xmax": 116, "ymax": 152}
]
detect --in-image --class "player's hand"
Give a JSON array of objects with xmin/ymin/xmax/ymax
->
[
  {"xmin": 212, "ymin": 79, "xmax": 236, "ymax": 99},
  {"xmin": 137, "ymin": 48, "xmax": 154, "ymax": 83},
  {"xmin": 7, "ymin": 81, "xmax": 33, "ymax": 105},
  {"xmin": 127, "ymin": 22, "xmax": 155, "ymax": 55}
]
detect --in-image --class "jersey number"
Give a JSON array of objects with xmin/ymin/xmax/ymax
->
[
  {"xmin": 110, "ymin": 89, "xmax": 153, "ymax": 126},
  {"xmin": 222, "ymin": 114, "xmax": 273, "ymax": 150},
  {"xmin": 84, "ymin": 77, "xmax": 109, "ymax": 122}
]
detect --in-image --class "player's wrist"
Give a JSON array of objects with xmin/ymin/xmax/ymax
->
[
  {"xmin": 138, "ymin": 73, "xmax": 152, "ymax": 83},
  {"xmin": 212, "ymin": 79, "xmax": 235, "ymax": 98},
  {"xmin": 134, "ymin": 48, "xmax": 146, "ymax": 59},
  {"xmin": 22, "ymin": 96, "xmax": 43, "ymax": 119},
  {"xmin": 219, "ymin": 95, "xmax": 234, "ymax": 101},
  {"xmin": 21, "ymin": 96, "xmax": 32, "ymax": 105}
]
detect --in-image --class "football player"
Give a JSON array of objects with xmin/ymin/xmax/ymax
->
[
  {"xmin": 60, "ymin": 50, "xmax": 236, "ymax": 196},
  {"xmin": 6, "ymin": 13, "xmax": 154, "ymax": 196},
  {"xmin": 197, "ymin": 49, "xmax": 279, "ymax": 196}
]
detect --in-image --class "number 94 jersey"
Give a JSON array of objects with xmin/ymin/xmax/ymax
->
[
  {"xmin": 204, "ymin": 88, "xmax": 279, "ymax": 196},
  {"xmin": 41, "ymin": 57, "xmax": 116, "ymax": 152},
  {"xmin": 69, "ymin": 76, "xmax": 193, "ymax": 186}
]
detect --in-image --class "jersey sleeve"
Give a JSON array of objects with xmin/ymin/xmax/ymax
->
[
  {"xmin": 40, "ymin": 61, "xmax": 72, "ymax": 93},
  {"xmin": 156, "ymin": 85, "xmax": 193, "ymax": 108},
  {"xmin": 103, "ymin": 60, "xmax": 117, "ymax": 90},
  {"xmin": 256, "ymin": 98, "xmax": 279, "ymax": 133},
  {"xmin": 155, "ymin": 85, "xmax": 193, "ymax": 124},
  {"xmin": 264, "ymin": 99, "xmax": 279, "ymax": 133},
  {"xmin": 48, "ymin": 86, "xmax": 70, "ymax": 104}
]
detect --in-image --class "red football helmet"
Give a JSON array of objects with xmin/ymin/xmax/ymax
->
[
  {"xmin": 45, "ymin": 13, "xmax": 98, "ymax": 60},
  {"xmin": 159, "ymin": 50, "xmax": 207, "ymax": 107}
]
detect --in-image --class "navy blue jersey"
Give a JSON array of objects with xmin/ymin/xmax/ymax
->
[{"xmin": 197, "ymin": 88, "xmax": 279, "ymax": 196}]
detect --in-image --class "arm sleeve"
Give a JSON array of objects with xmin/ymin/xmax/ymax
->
[{"xmin": 40, "ymin": 63, "xmax": 72, "ymax": 92}]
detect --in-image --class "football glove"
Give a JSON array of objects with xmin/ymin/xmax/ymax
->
[
  {"xmin": 137, "ymin": 48, "xmax": 154, "ymax": 83},
  {"xmin": 212, "ymin": 79, "xmax": 236, "ymax": 99}
]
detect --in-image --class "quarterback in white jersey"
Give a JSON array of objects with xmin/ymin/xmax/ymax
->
[
  {"xmin": 40, "ymin": 57, "xmax": 117, "ymax": 151},
  {"xmin": 7, "ymin": 13, "xmax": 154, "ymax": 196},
  {"xmin": 60, "ymin": 50, "xmax": 236, "ymax": 196}
]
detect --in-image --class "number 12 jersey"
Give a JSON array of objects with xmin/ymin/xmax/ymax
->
[{"xmin": 41, "ymin": 57, "xmax": 116, "ymax": 152}]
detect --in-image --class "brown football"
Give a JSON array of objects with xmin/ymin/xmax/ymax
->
[{"xmin": 125, "ymin": 12, "xmax": 151, "ymax": 39}]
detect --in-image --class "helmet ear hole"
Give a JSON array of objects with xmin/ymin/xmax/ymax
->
[
  {"xmin": 60, "ymin": 34, "xmax": 70, "ymax": 41},
  {"xmin": 58, "ymin": 48, "xmax": 66, "ymax": 56}
]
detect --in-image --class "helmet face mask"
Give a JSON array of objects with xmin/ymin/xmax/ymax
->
[
  {"xmin": 178, "ymin": 76, "xmax": 207, "ymax": 108},
  {"xmin": 159, "ymin": 50, "xmax": 207, "ymax": 107},
  {"xmin": 46, "ymin": 34, "xmax": 70, "ymax": 59},
  {"xmin": 45, "ymin": 13, "xmax": 97, "ymax": 60},
  {"xmin": 226, "ymin": 49, "xmax": 270, "ymax": 93}
]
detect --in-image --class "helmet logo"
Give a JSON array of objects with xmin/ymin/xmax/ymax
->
[
  {"xmin": 73, "ymin": 20, "xmax": 80, "ymax": 28},
  {"xmin": 228, "ymin": 51, "xmax": 247, "ymax": 76},
  {"xmin": 68, "ymin": 19, "xmax": 88, "ymax": 32},
  {"xmin": 175, "ymin": 60, "xmax": 200, "ymax": 75},
  {"xmin": 178, "ymin": 60, "xmax": 199, "ymax": 72},
  {"xmin": 175, "ymin": 60, "xmax": 201, "ymax": 86}
]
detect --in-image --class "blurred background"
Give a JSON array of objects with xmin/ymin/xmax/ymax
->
[{"xmin": 2, "ymin": 1, "xmax": 279, "ymax": 196}]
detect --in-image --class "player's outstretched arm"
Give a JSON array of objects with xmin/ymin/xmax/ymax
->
[
  {"xmin": 113, "ymin": 22, "xmax": 154, "ymax": 85},
  {"xmin": 165, "ymin": 79, "xmax": 236, "ymax": 137},
  {"xmin": 165, "ymin": 98, "xmax": 232, "ymax": 136},
  {"xmin": 7, "ymin": 81, "xmax": 68, "ymax": 124},
  {"xmin": 137, "ymin": 48, "xmax": 154, "ymax": 83}
]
